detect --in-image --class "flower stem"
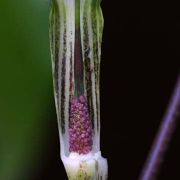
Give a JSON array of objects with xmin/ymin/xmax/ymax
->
[{"xmin": 139, "ymin": 74, "xmax": 180, "ymax": 180}]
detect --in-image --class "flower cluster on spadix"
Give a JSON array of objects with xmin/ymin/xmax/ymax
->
[{"xmin": 69, "ymin": 95, "xmax": 93, "ymax": 154}]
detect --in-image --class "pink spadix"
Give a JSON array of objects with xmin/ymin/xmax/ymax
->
[{"xmin": 69, "ymin": 95, "xmax": 93, "ymax": 154}]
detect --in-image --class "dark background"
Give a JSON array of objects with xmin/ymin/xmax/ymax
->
[{"xmin": 0, "ymin": 0, "xmax": 180, "ymax": 180}]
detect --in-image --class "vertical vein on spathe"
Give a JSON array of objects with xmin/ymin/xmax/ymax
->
[
  {"xmin": 88, "ymin": 0, "xmax": 98, "ymax": 152},
  {"xmin": 81, "ymin": 0, "xmax": 101, "ymax": 152}
]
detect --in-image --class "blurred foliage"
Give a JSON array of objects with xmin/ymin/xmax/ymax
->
[{"xmin": 0, "ymin": 0, "xmax": 54, "ymax": 179}]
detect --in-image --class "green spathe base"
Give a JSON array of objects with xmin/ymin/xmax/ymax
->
[{"xmin": 62, "ymin": 151, "xmax": 108, "ymax": 180}]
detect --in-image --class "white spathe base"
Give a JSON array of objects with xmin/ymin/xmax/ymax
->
[{"xmin": 61, "ymin": 151, "xmax": 108, "ymax": 180}]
